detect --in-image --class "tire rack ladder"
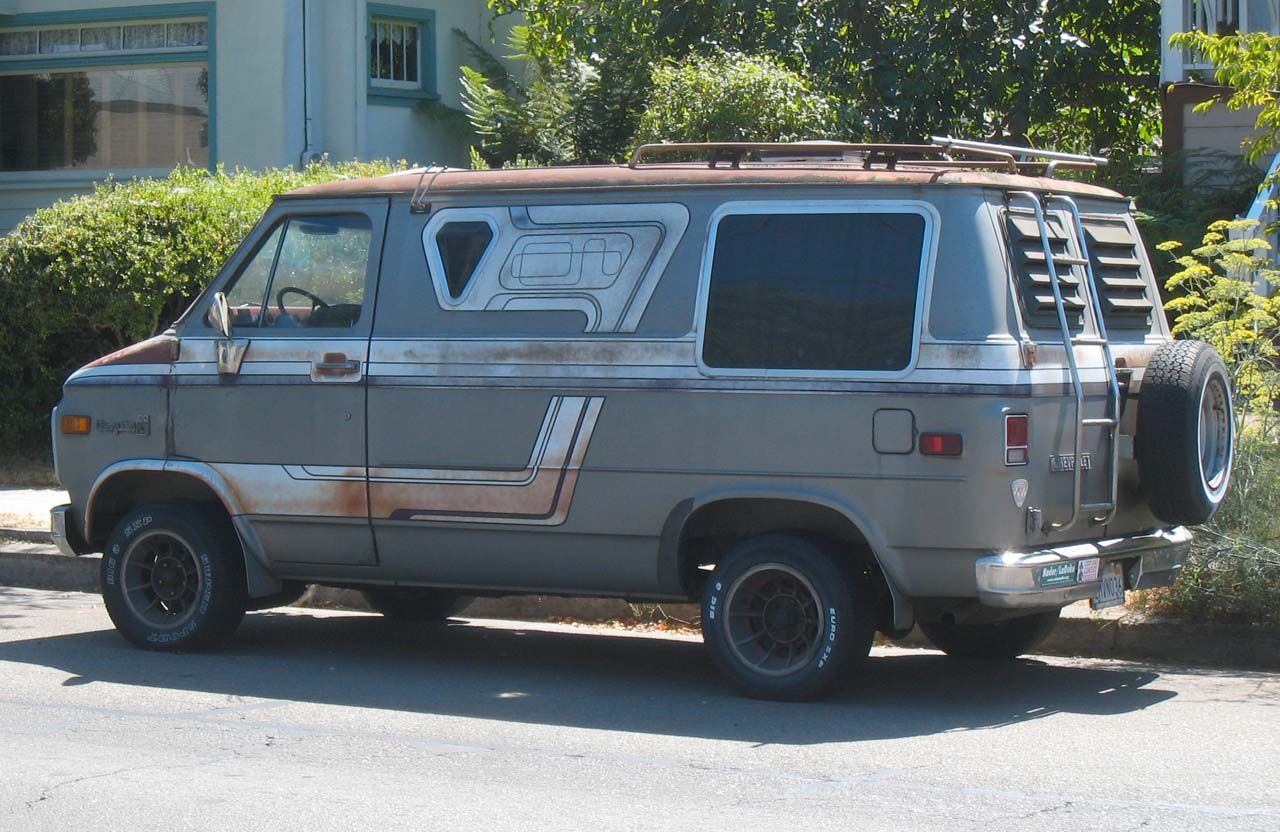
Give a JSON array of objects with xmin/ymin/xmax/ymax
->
[{"xmin": 1008, "ymin": 191, "xmax": 1121, "ymax": 532}]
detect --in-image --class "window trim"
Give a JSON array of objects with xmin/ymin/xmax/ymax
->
[
  {"xmin": 694, "ymin": 200, "xmax": 940, "ymax": 380},
  {"xmin": 0, "ymin": 2, "xmax": 216, "ymax": 174},
  {"xmin": 421, "ymin": 209, "xmax": 501, "ymax": 307},
  {"xmin": 366, "ymin": 4, "xmax": 436, "ymax": 106}
]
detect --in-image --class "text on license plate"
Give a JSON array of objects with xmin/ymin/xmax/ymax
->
[{"xmin": 1091, "ymin": 562, "xmax": 1126, "ymax": 610}]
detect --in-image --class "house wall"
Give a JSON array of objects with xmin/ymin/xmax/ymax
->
[{"xmin": 0, "ymin": 0, "xmax": 502, "ymax": 233}]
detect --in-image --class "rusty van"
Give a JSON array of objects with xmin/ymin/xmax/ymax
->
[{"xmin": 49, "ymin": 139, "xmax": 1234, "ymax": 700}]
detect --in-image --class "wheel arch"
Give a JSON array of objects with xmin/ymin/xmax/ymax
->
[
  {"xmin": 661, "ymin": 488, "xmax": 914, "ymax": 633},
  {"xmin": 85, "ymin": 460, "xmax": 281, "ymax": 598}
]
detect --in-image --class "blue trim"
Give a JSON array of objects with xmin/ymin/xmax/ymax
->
[
  {"xmin": 366, "ymin": 3, "xmax": 437, "ymax": 106},
  {"xmin": 0, "ymin": 52, "xmax": 205, "ymax": 72},
  {"xmin": 0, "ymin": 3, "xmax": 212, "ymax": 27},
  {"xmin": 0, "ymin": 2, "xmax": 216, "ymax": 170}
]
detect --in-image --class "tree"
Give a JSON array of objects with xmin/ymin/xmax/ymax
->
[
  {"xmin": 484, "ymin": 0, "xmax": 1161, "ymax": 158},
  {"xmin": 634, "ymin": 52, "xmax": 835, "ymax": 145}
]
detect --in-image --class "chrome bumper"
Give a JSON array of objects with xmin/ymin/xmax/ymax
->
[
  {"xmin": 49, "ymin": 504, "xmax": 90, "ymax": 557},
  {"xmin": 975, "ymin": 526, "xmax": 1192, "ymax": 608}
]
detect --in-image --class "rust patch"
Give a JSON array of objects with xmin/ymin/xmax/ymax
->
[{"xmin": 83, "ymin": 336, "xmax": 179, "ymax": 369}]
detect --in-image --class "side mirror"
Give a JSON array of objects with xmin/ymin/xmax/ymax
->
[{"xmin": 209, "ymin": 291, "xmax": 233, "ymax": 339}]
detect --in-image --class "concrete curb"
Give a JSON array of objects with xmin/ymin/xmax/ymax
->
[
  {"xmin": 3, "ymin": 546, "xmax": 1278, "ymax": 669},
  {"xmin": 0, "ymin": 528, "xmax": 52, "ymax": 543}
]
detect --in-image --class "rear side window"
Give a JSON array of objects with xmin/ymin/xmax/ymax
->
[
  {"xmin": 702, "ymin": 210, "xmax": 928, "ymax": 372},
  {"xmin": 436, "ymin": 220, "xmax": 494, "ymax": 299}
]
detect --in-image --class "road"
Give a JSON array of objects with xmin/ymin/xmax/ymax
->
[{"xmin": 0, "ymin": 587, "xmax": 1276, "ymax": 832}]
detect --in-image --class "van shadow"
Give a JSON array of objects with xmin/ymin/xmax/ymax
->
[{"xmin": 0, "ymin": 599, "xmax": 1177, "ymax": 745}]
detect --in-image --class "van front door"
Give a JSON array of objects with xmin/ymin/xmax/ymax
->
[{"xmin": 173, "ymin": 199, "xmax": 388, "ymax": 567}]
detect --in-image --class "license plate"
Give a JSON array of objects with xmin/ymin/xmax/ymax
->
[{"xmin": 1091, "ymin": 562, "xmax": 1126, "ymax": 610}]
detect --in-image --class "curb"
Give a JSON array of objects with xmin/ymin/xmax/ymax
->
[
  {"xmin": 3, "ymin": 546, "xmax": 1278, "ymax": 670},
  {"xmin": 0, "ymin": 528, "xmax": 52, "ymax": 543}
]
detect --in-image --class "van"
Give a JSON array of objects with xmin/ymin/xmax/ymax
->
[{"xmin": 50, "ymin": 139, "xmax": 1233, "ymax": 700}]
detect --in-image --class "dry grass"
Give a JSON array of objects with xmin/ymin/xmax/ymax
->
[
  {"xmin": 0, "ymin": 453, "xmax": 59, "ymax": 488},
  {"xmin": 0, "ymin": 510, "xmax": 48, "ymax": 530}
]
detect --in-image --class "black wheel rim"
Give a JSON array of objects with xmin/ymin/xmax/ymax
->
[
  {"xmin": 724, "ymin": 563, "xmax": 823, "ymax": 677},
  {"xmin": 121, "ymin": 530, "xmax": 203, "ymax": 630}
]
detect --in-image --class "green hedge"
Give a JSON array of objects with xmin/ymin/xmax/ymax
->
[{"xmin": 0, "ymin": 161, "xmax": 398, "ymax": 452}]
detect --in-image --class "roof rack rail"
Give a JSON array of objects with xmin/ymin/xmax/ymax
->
[
  {"xmin": 931, "ymin": 136, "xmax": 1108, "ymax": 167},
  {"xmin": 628, "ymin": 138, "xmax": 1106, "ymax": 178}
]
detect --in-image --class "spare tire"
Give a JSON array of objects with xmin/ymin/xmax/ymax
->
[{"xmin": 1135, "ymin": 340, "xmax": 1233, "ymax": 525}]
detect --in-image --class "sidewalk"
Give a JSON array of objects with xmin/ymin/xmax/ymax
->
[{"xmin": 0, "ymin": 487, "xmax": 67, "ymax": 531}]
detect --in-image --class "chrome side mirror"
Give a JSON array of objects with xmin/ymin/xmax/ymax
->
[
  {"xmin": 210, "ymin": 290, "xmax": 248, "ymax": 375},
  {"xmin": 209, "ymin": 291, "xmax": 233, "ymax": 339}
]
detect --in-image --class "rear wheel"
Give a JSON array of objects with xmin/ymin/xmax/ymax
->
[
  {"xmin": 101, "ymin": 501, "xmax": 247, "ymax": 651},
  {"xmin": 701, "ymin": 534, "xmax": 874, "ymax": 701},
  {"xmin": 919, "ymin": 611, "xmax": 1059, "ymax": 661},
  {"xmin": 361, "ymin": 587, "xmax": 473, "ymax": 622}
]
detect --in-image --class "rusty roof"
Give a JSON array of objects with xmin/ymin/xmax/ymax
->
[{"xmin": 281, "ymin": 163, "xmax": 1127, "ymax": 201}]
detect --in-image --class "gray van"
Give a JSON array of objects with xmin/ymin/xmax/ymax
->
[{"xmin": 50, "ymin": 139, "xmax": 1233, "ymax": 700}]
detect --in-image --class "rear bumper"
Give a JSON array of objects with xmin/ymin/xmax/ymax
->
[
  {"xmin": 975, "ymin": 526, "xmax": 1192, "ymax": 608},
  {"xmin": 50, "ymin": 504, "xmax": 92, "ymax": 557}
]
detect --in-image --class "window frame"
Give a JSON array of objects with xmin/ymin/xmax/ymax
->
[
  {"xmin": 0, "ymin": 3, "xmax": 216, "ymax": 176},
  {"xmin": 366, "ymin": 4, "xmax": 436, "ymax": 106},
  {"xmin": 421, "ymin": 208, "xmax": 501, "ymax": 307},
  {"xmin": 694, "ymin": 200, "xmax": 940, "ymax": 380}
]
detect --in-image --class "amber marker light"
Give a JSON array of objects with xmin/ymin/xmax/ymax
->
[{"xmin": 61, "ymin": 415, "xmax": 91, "ymax": 435}]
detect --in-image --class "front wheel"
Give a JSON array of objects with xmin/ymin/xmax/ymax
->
[
  {"xmin": 701, "ymin": 534, "xmax": 874, "ymax": 701},
  {"xmin": 101, "ymin": 501, "xmax": 247, "ymax": 651},
  {"xmin": 918, "ymin": 611, "xmax": 1059, "ymax": 661}
]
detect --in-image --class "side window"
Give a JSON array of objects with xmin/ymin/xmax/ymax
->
[
  {"xmin": 222, "ymin": 213, "xmax": 372, "ymax": 329},
  {"xmin": 224, "ymin": 224, "xmax": 283, "ymax": 326},
  {"xmin": 702, "ymin": 211, "xmax": 927, "ymax": 372},
  {"xmin": 435, "ymin": 220, "xmax": 493, "ymax": 299}
]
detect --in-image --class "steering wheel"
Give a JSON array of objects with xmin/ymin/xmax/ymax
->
[{"xmin": 275, "ymin": 286, "xmax": 330, "ymax": 322}]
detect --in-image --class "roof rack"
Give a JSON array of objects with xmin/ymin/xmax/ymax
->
[
  {"xmin": 627, "ymin": 137, "xmax": 1107, "ymax": 178},
  {"xmin": 409, "ymin": 164, "xmax": 453, "ymax": 214}
]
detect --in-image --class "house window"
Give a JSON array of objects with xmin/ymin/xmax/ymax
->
[
  {"xmin": 370, "ymin": 18, "xmax": 419, "ymax": 87},
  {"xmin": 0, "ymin": 11, "xmax": 212, "ymax": 173},
  {"xmin": 367, "ymin": 5, "xmax": 435, "ymax": 104}
]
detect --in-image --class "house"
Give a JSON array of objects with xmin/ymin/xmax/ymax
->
[
  {"xmin": 1161, "ymin": 0, "xmax": 1280, "ymax": 288},
  {"xmin": 0, "ymin": 0, "xmax": 502, "ymax": 233}
]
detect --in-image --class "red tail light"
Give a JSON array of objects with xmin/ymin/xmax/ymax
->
[
  {"xmin": 920, "ymin": 432, "xmax": 963, "ymax": 456},
  {"xmin": 1005, "ymin": 414, "xmax": 1029, "ymax": 465}
]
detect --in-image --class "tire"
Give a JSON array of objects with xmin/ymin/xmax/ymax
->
[
  {"xmin": 701, "ymin": 534, "xmax": 874, "ymax": 701},
  {"xmin": 1136, "ymin": 340, "xmax": 1234, "ymax": 525},
  {"xmin": 919, "ymin": 611, "xmax": 1059, "ymax": 661},
  {"xmin": 101, "ymin": 501, "xmax": 247, "ymax": 651},
  {"xmin": 361, "ymin": 587, "xmax": 473, "ymax": 622}
]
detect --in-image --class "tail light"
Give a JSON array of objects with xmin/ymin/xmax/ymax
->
[{"xmin": 1005, "ymin": 414, "xmax": 1029, "ymax": 465}]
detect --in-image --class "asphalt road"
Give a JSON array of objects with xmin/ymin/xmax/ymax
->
[{"xmin": 1, "ymin": 588, "xmax": 1276, "ymax": 832}]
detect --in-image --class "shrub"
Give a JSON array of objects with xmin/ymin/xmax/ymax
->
[
  {"xmin": 0, "ymin": 160, "xmax": 398, "ymax": 452},
  {"xmin": 1149, "ymin": 220, "xmax": 1280, "ymax": 627},
  {"xmin": 634, "ymin": 51, "xmax": 836, "ymax": 145}
]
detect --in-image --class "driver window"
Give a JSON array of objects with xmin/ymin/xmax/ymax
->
[{"xmin": 223, "ymin": 213, "xmax": 372, "ymax": 329}]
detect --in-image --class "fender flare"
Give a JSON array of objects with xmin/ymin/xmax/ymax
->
[
  {"xmin": 85, "ymin": 459, "xmax": 280, "ymax": 598},
  {"xmin": 659, "ymin": 485, "xmax": 915, "ymax": 632}
]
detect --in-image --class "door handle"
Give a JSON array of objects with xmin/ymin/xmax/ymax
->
[{"xmin": 313, "ymin": 352, "xmax": 361, "ymax": 375}]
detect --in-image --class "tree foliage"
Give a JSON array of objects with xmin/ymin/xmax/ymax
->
[
  {"xmin": 0, "ymin": 161, "xmax": 398, "ymax": 451},
  {"xmin": 1168, "ymin": 30, "xmax": 1280, "ymax": 165},
  {"xmin": 484, "ymin": 0, "xmax": 1161, "ymax": 158},
  {"xmin": 635, "ymin": 52, "xmax": 835, "ymax": 145}
]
